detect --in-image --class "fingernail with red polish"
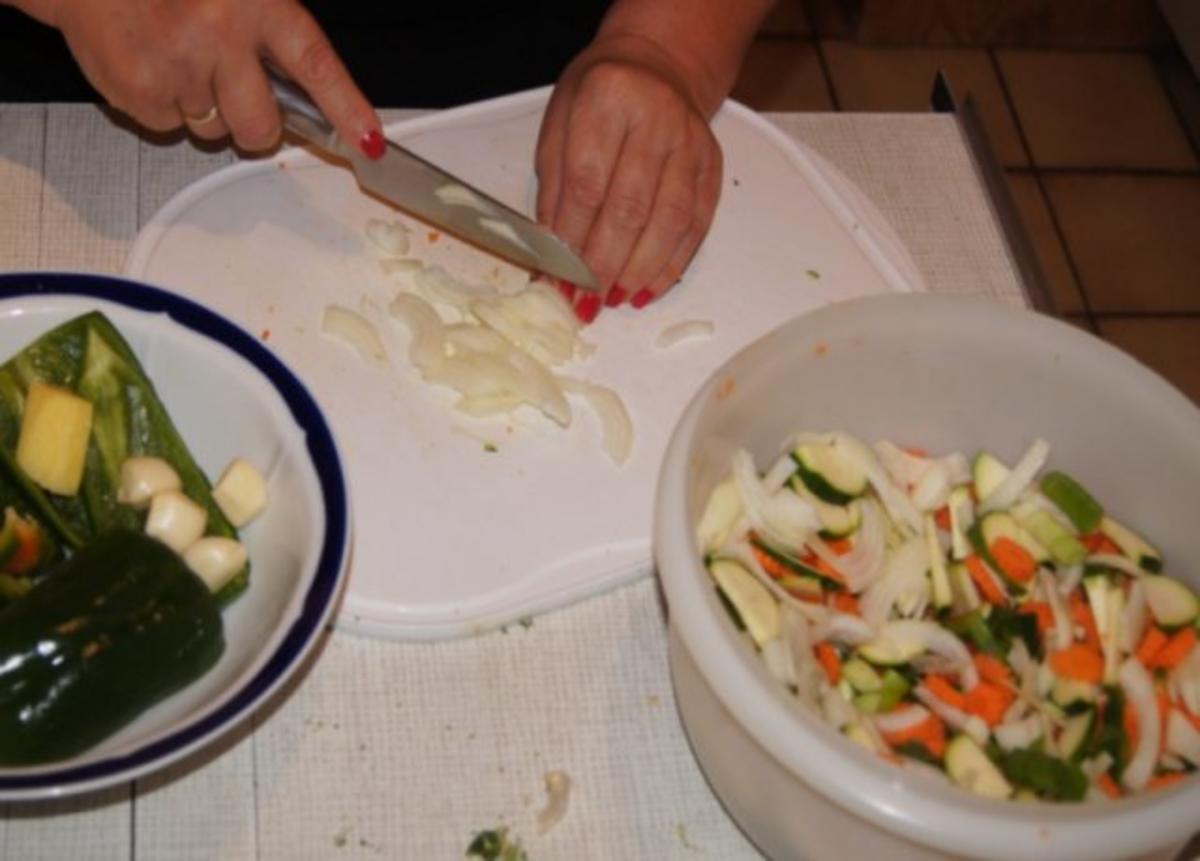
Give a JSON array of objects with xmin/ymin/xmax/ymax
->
[
  {"xmin": 605, "ymin": 285, "xmax": 627, "ymax": 307},
  {"xmin": 575, "ymin": 293, "xmax": 601, "ymax": 324},
  {"xmin": 556, "ymin": 279, "xmax": 578, "ymax": 302},
  {"xmin": 630, "ymin": 288, "xmax": 655, "ymax": 309},
  {"xmin": 359, "ymin": 129, "xmax": 385, "ymax": 160}
]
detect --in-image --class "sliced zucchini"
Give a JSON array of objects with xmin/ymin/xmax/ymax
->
[
  {"xmin": 775, "ymin": 574, "xmax": 824, "ymax": 602},
  {"xmin": 924, "ymin": 514, "xmax": 953, "ymax": 611},
  {"xmin": 843, "ymin": 722, "xmax": 878, "ymax": 752},
  {"xmin": 1100, "ymin": 515, "xmax": 1162, "ymax": 573},
  {"xmin": 1040, "ymin": 470, "xmax": 1103, "ymax": 534},
  {"xmin": 947, "ymin": 561, "xmax": 982, "ymax": 615},
  {"xmin": 1083, "ymin": 574, "xmax": 1111, "ymax": 638},
  {"xmin": 854, "ymin": 691, "xmax": 884, "ymax": 714},
  {"xmin": 875, "ymin": 669, "xmax": 911, "ymax": 713},
  {"xmin": 945, "ymin": 734, "xmax": 1013, "ymax": 800},
  {"xmin": 708, "ymin": 558, "xmax": 779, "ymax": 647},
  {"xmin": 842, "ymin": 658, "xmax": 883, "ymax": 693},
  {"xmin": 972, "ymin": 452, "xmax": 1010, "ymax": 501},
  {"xmin": 858, "ymin": 631, "xmax": 924, "ymax": 666},
  {"xmin": 1052, "ymin": 677, "xmax": 1100, "ymax": 711},
  {"xmin": 947, "ymin": 484, "xmax": 974, "ymax": 561},
  {"xmin": 1142, "ymin": 575, "xmax": 1199, "ymax": 628},
  {"xmin": 696, "ymin": 478, "xmax": 743, "ymax": 553},
  {"xmin": 792, "ymin": 441, "xmax": 868, "ymax": 505},
  {"xmin": 1020, "ymin": 509, "xmax": 1087, "ymax": 567},
  {"xmin": 789, "ymin": 477, "xmax": 862, "ymax": 538},
  {"xmin": 975, "ymin": 511, "xmax": 1050, "ymax": 566},
  {"xmin": 1057, "ymin": 708, "xmax": 1096, "ymax": 762}
]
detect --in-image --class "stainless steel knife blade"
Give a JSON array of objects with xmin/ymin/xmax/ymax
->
[{"xmin": 267, "ymin": 69, "xmax": 600, "ymax": 292}]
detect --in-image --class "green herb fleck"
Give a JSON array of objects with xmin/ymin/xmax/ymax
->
[
  {"xmin": 805, "ymin": 269, "xmax": 821, "ymax": 280},
  {"xmin": 518, "ymin": 616, "xmax": 534, "ymax": 630},
  {"xmin": 484, "ymin": 443, "xmax": 498, "ymax": 453},
  {"xmin": 466, "ymin": 827, "xmax": 526, "ymax": 861}
]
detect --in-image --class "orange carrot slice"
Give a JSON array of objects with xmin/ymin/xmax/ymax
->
[
  {"xmin": 989, "ymin": 536, "xmax": 1037, "ymax": 584},
  {"xmin": 1136, "ymin": 624, "xmax": 1169, "ymax": 667},
  {"xmin": 750, "ymin": 544, "xmax": 790, "ymax": 580},
  {"xmin": 933, "ymin": 505, "xmax": 952, "ymax": 531},
  {"xmin": 1080, "ymin": 532, "xmax": 1122, "ymax": 555},
  {"xmin": 1020, "ymin": 601, "xmax": 1054, "ymax": 635},
  {"xmin": 1096, "ymin": 772, "xmax": 1122, "ymax": 799},
  {"xmin": 965, "ymin": 554, "xmax": 1007, "ymax": 605},
  {"xmin": 964, "ymin": 681, "xmax": 1016, "ymax": 727},
  {"xmin": 815, "ymin": 642, "xmax": 842, "ymax": 685},
  {"xmin": 831, "ymin": 592, "xmax": 860, "ymax": 615},
  {"xmin": 973, "ymin": 653, "xmax": 1014, "ymax": 687},
  {"xmin": 925, "ymin": 674, "xmax": 968, "ymax": 711},
  {"xmin": 1049, "ymin": 644, "xmax": 1105, "ymax": 684},
  {"xmin": 881, "ymin": 712, "xmax": 947, "ymax": 759},
  {"xmin": 1069, "ymin": 591, "xmax": 1101, "ymax": 651},
  {"xmin": 1147, "ymin": 772, "xmax": 1188, "ymax": 791},
  {"xmin": 1150, "ymin": 627, "xmax": 1197, "ymax": 671}
]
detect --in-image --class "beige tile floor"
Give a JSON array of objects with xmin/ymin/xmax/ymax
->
[{"xmin": 731, "ymin": 12, "xmax": 1200, "ymax": 405}]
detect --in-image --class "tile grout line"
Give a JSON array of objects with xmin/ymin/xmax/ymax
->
[
  {"xmin": 1004, "ymin": 164, "xmax": 1200, "ymax": 177},
  {"xmin": 799, "ymin": 0, "xmax": 844, "ymax": 110},
  {"xmin": 1149, "ymin": 49, "xmax": 1200, "ymax": 160},
  {"xmin": 989, "ymin": 47, "xmax": 1099, "ymax": 326}
]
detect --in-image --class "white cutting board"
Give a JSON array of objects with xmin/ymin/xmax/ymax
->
[{"xmin": 126, "ymin": 87, "xmax": 925, "ymax": 640}]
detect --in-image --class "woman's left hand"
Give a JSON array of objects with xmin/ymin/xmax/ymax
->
[{"xmin": 535, "ymin": 34, "xmax": 724, "ymax": 319}]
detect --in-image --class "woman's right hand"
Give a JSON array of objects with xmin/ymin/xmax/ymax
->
[{"xmin": 17, "ymin": 0, "xmax": 381, "ymax": 155}]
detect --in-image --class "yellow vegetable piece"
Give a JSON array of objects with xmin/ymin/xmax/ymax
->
[{"xmin": 15, "ymin": 382, "xmax": 94, "ymax": 496}]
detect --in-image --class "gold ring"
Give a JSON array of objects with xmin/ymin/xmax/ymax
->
[{"xmin": 185, "ymin": 106, "xmax": 220, "ymax": 125}]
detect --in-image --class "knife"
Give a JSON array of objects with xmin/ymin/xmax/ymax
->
[{"xmin": 266, "ymin": 69, "xmax": 600, "ymax": 292}]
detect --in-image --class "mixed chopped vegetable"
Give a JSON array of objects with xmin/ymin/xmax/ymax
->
[{"xmin": 698, "ymin": 432, "xmax": 1200, "ymax": 802}]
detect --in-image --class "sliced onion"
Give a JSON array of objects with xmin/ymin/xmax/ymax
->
[
  {"xmin": 763, "ymin": 452, "xmax": 798, "ymax": 494},
  {"xmin": 873, "ymin": 703, "xmax": 932, "ymax": 735},
  {"xmin": 470, "ymin": 280, "xmax": 580, "ymax": 367},
  {"xmin": 873, "ymin": 620, "xmax": 977, "ymax": 689},
  {"xmin": 860, "ymin": 537, "xmax": 929, "ymax": 628},
  {"xmin": 1118, "ymin": 658, "xmax": 1160, "ymax": 791},
  {"xmin": 782, "ymin": 604, "xmax": 824, "ymax": 706},
  {"xmin": 479, "ymin": 217, "xmax": 535, "ymax": 255},
  {"xmin": 1119, "ymin": 579, "xmax": 1147, "ymax": 655},
  {"xmin": 762, "ymin": 637, "xmax": 796, "ymax": 687},
  {"xmin": 365, "ymin": 218, "xmax": 410, "ymax": 255},
  {"xmin": 1057, "ymin": 563, "xmax": 1085, "ymax": 597},
  {"xmin": 812, "ymin": 612, "xmax": 875, "ymax": 646},
  {"xmin": 1169, "ymin": 647, "xmax": 1200, "ymax": 715},
  {"xmin": 655, "ymin": 319, "xmax": 715, "ymax": 349},
  {"xmin": 1081, "ymin": 752, "xmax": 1115, "ymax": 782},
  {"xmin": 820, "ymin": 683, "xmax": 857, "ymax": 729},
  {"xmin": 978, "ymin": 438, "xmax": 1050, "ymax": 514},
  {"xmin": 823, "ymin": 432, "xmax": 921, "ymax": 535},
  {"xmin": 414, "ymin": 264, "xmax": 496, "ymax": 312},
  {"xmin": 535, "ymin": 770, "xmax": 572, "ymax": 835},
  {"xmin": 994, "ymin": 715, "xmax": 1042, "ymax": 752},
  {"xmin": 731, "ymin": 449, "xmax": 819, "ymax": 553},
  {"xmin": 1039, "ymin": 570, "xmax": 1073, "ymax": 651},
  {"xmin": 821, "ymin": 498, "xmax": 886, "ymax": 593},
  {"xmin": 434, "ymin": 183, "xmax": 496, "ymax": 215},
  {"xmin": 321, "ymin": 305, "xmax": 387, "ymax": 364},
  {"xmin": 560, "ymin": 378, "xmax": 634, "ymax": 465},
  {"xmin": 388, "ymin": 292, "xmax": 445, "ymax": 370},
  {"xmin": 1165, "ymin": 710, "xmax": 1200, "ymax": 766},
  {"xmin": 874, "ymin": 440, "xmax": 929, "ymax": 488},
  {"xmin": 380, "ymin": 257, "xmax": 423, "ymax": 278}
]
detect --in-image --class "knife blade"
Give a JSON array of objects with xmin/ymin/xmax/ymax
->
[{"xmin": 266, "ymin": 69, "xmax": 600, "ymax": 292}]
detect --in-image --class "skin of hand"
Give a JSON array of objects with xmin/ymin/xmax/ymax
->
[
  {"xmin": 4, "ymin": 0, "xmax": 381, "ymax": 155},
  {"xmin": 535, "ymin": 0, "xmax": 776, "ymax": 319}
]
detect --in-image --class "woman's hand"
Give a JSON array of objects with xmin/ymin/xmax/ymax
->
[
  {"xmin": 535, "ymin": 34, "xmax": 723, "ymax": 319},
  {"xmin": 22, "ymin": 0, "xmax": 381, "ymax": 155}
]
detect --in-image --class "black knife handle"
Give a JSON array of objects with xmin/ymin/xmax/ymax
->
[{"xmin": 264, "ymin": 64, "xmax": 338, "ymax": 151}]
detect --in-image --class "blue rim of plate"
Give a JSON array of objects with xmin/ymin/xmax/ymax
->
[{"xmin": 0, "ymin": 272, "xmax": 349, "ymax": 793}]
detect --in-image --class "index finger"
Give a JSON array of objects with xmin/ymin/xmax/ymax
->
[{"xmin": 261, "ymin": 3, "xmax": 381, "ymax": 156}]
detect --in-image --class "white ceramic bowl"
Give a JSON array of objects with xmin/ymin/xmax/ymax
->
[
  {"xmin": 0, "ymin": 273, "xmax": 350, "ymax": 799},
  {"xmin": 654, "ymin": 294, "xmax": 1200, "ymax": 861}
]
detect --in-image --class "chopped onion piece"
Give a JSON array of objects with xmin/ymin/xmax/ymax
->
[
  {"xmin": 914, "ymin": 685, "xmax": 989, "ymax": 746},
  {"xmin": 1039, "ymin": 570, "xmax": 1073, "ymax": 651},
  {"xmin": 820, "ymin": 683, "xmax": 857, "ymax": 729},
  {"xmin": 365, "ymin": 218, "xmax": 410, "ymax": 255},
  {"xmin": 978, "ymin": 438, "xmax": 1050, "ymax": 514},
  {"xmin": 413, "ymin": 264, "xmax": 496, "ymax": 312},
  {"xmin": 994, "ymin": 715, "xmax": 1042, "ymax": 752},
  {"xmin": 1119, "ymin": 579, "xmax": 1148, "ymax": 655},
  {"xmin": 321, "ymin": 305, "xmax": 387, "ymax": 365},
  {"xmin": 434, "ymin": 183, "xmax": 495, "ymax": 215},
  {"xmin": 1057, "ymin": 563, "xmax": 1084, "ymax": 596},
  {"xmin": 812, "ymin": 613, "xmax": 875, "ymax": 646},
  {"xmin": 1169, "ymin": 647, "xmax": 1200, "ymax": 715},
  {"xmin": 536, "ymin": 770, "xmax": 572, "ymax": 835},
  {"xmin": 655, "ymin": 319, "xmax": 715, "ymax": 349},
  {"xmin": 388, "ymin": 292, "xmax": 445, "ymax": 370},
  {"xmin": 560, "ymin": 378, "xmax": 634, "ymax": 465},
  {"xmin": 1166, "ymin": 710, "xmax": 1200, "ymax": 766},
  {"xmin": 859, "ymin": 537, "xmax": 929, "ymax": 628},
  {"xmin": 731, "ymin": 449, "xmax": 819, "ymax": 553},
  {"xmin": 470, "ymin": 281, "xmax": 580, "ymax": 366},
  {"xmin": 824, "ymin": 498, "xmax": 886, "ymax": 593},
  {"xmin": 781, "ymin": 604, "xmax": 824, "ymax": 705},
  {"xmin": 479, "ymin": 217, "xmax": 535, "ymax": 255},
  {"xmin": 1081, "ymin": 753, "xmax": 1114, "ymax": 783},
  {"xmin": 1118, "ymin": 658, "xmax": 1160, "ymax": 791},
  {"xmin": 762, "ymin": 452, "xmax": 798, "ymax": 494},
  {"xmin": 871, "ymin": 620, "xmax": 977, "ymax": 689},
  {"xmin": 380, "ymin": 258, "xmax": 423, "ymax": 278},
  {"xmin": 873, "ymin": 704, "xmax": 932, "ymax": 735}
]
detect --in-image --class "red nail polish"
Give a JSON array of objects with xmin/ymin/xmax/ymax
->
[
  {"xmin": 605, "ymin": 285, "xmax": 627, "ymax": 307},
  {"xmin": 630, "ymin": 288, "xmax": 655, "ymax": 309},
  {"xmin": 556, "ymin": 279, "xmax": 578, "ymax": 302},
  {"xmin": 575, "ymin": 293, "xmax": 601, "ymax": 324},
  {"xmin": 359, "ymin": 129, "xmax": 385, "ymax": 160}
]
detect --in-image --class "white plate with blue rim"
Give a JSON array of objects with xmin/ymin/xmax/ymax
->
[{"xmin": 0, "ymin": 271, "xmax": 350, "ymax": 800}]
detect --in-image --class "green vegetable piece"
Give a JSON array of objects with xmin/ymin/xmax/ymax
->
[
  {"xmin": 988, "ymin": 606, "xmax": 1043, "ymax": 661},
  {"xmin": 894, "ymin": 740, "xmax": 941, "ymax": 766},
  {"xmin": 0, "ymin": 529, "xmax": 225, "ymax": 765},
  {"xmin": 748, "ymin": 534, "xmax": 844, "ymax": 592},
  {"xmin": 1087, "ymin": 686, "xmax": 1131, "ymax": 778},
  {"xmin": 948, "ymin": 609, "xmax": 1003, "ymax": 657},
  {"xmin": 1040, "ymin": 471, "xmax": 1103, "ymax": 534},
  {"xmin": 466, "ymin": 828, "xmax": 527, "ymax": 861},
  {"xmin": 998, "ymin": 748, "xmax": 1088, "ymax": 802},
  {"xmin": 876, "ymin": 669, "xmax": 911, "ymax": 713}
]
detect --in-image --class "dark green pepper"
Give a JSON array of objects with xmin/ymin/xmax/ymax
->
[{"xmin": 0, "ymin": 529, "xmax": 224, "ymax": 765}]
